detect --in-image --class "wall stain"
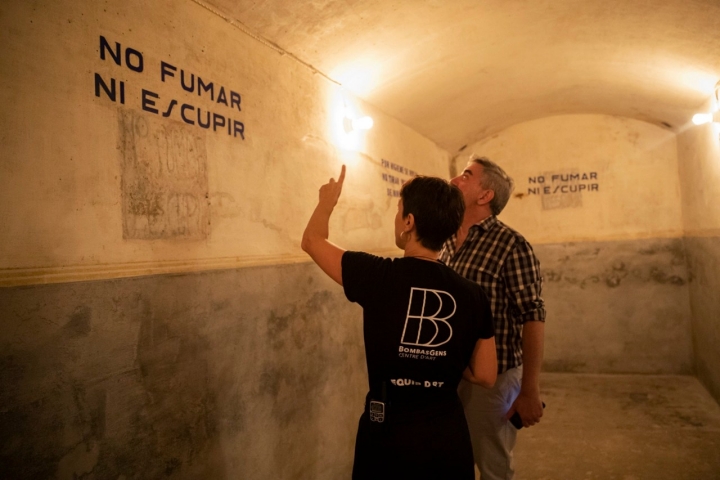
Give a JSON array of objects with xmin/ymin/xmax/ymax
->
[
  {"xmin": 258, "ymin": 290, "xmax": 339, "ymax": 478},
  {"xmin": 650, "ymin": 267, "xmax": 685, "ymax": 286},
  {"xmin": 579, "ymin": 275, "xmax": 600, "ymax": 289},
  {"xmin": 165, "ymin": 457, "xmax": 182, "ymax": 476},
  {"xmin": 671, "ymin": 412, "xmax": 705, "ymax": 428},
  {"xmin": 64, "ymin": 306, "xmax": 92, "ymax": 338},
  {"xmin": 131, "ymin": 301, "xmax": 221, "ymax": 478},
  {"xmin": 545, "ymin": 270, "xmax": 563, "ymax": 282},
  {"xmin": 211, "ymin": 299, "xmax": 230, "ymax": 312},
  {"xmin": 545, "ymin": 241, "xmax": 687, "ymax": 290}
]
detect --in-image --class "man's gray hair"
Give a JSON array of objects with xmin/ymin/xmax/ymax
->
[{"xmin": 471, "ymin": 156, "xmax": 515, "ymax": 216}]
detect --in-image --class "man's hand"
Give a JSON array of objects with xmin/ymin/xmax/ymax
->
[
  {"xmin": 505, "ymin": 391, "xmax": 543, "ymax": 428},
  {"xmin": 318, "ymin": 165, "xmax": 346, "ymax": 211}
]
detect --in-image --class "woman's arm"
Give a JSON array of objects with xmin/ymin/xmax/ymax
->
[
  {"xmin": 463, "ymin": 337, "xmax": 498, "ymax": 387},
  {"xmin": 301, "ymin": 165, "xmax": 346, "ymax": 286}
]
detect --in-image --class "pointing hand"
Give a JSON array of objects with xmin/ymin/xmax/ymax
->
[{"xmin": 318, "ymin": 165, "xmax": 346, "ymax": 210}]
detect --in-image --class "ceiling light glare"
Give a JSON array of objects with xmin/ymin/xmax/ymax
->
[
  {"xmin": 352, "ymin": 116, "xmax": 374, "ymax": 131},
  {"xmin": 692, "ymin": 113, "xmax": 713, "ymax": 125},
  {"xmin": 683, "ymin": 72, "xmax": 718, "ymax": 95}
]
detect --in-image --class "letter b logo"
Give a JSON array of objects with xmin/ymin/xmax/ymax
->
[{"xmin": 400, "ymin": 288, "xmax": 455, "ymax": 347}]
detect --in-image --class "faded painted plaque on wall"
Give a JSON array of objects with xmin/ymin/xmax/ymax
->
[
  {"xmin": 119, "ymin": 110, "xmax": 209, "ymax": 239},
  {"xmin": 526, "ymin": 170, "xmax": 599, "ymax": 210}
]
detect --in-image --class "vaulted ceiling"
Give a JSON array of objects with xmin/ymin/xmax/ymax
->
[{"xmin": 206, "ymin": 0, "xmax": 720, "ymax": 152}]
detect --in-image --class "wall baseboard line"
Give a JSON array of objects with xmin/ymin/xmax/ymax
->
[{"xmin": 0, "ymin": 250, "xmax": 403, "ymax": 287}]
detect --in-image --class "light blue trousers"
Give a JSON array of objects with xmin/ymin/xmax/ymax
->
[{"xmin": 458, "ymin": 366, "xmax": 523, "ymax": 480}]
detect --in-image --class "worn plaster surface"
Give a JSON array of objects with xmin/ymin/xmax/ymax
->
[
  {"xmin": 536, "ymin": 238, "xmax": 692, "ymax": 374},
  {"xmin": 0, "ymin": 264, "xmax": 366, "ymax": 479}
]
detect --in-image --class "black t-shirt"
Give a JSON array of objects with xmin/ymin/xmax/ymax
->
[{"xmin": 342, "ymin": 251, "xmax": 494, "ymax": 404}]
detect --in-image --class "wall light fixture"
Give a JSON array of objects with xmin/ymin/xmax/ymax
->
[
  {"xmin": 692, "ymin": 111, "xmax": 720, "ymax": 125},
  {"xmin": 343, "ymin": 114, "xmax": 374, "ymax": 133},
  {"xmin": 692, "ymin": 81, "xmax": 720, "ymax": 125}
]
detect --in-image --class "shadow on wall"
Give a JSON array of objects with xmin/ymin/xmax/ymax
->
[{"xmin": 0, "ymin": 263, "xmax": 366, "ymax": 479}]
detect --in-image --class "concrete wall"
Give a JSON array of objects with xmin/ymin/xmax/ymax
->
[
  {"xmin": 0, "ymin": 265, "xmax": 365, "ymax": 479},
  {"xmin": 0, "ymin": 0, "xmax": 448, "ymax": 284},
  {"xmin": 459, "ymin": 114, "xmax": 693, "ymax": 374},
  {"xmin": 677, "ymin": 102, "xmax": 720, "ymax": 403},
  {"xmin": 0, "ymin": 0, "xmax": 448, "ymax": 478}
]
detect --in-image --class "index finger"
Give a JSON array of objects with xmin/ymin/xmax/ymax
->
[{"xmin": 337, "ymin": 165, "xmax": 346, "ymax": 185}]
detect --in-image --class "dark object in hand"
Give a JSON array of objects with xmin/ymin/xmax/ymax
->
[{"xmin": 509, "ymin": 402, "xmax": 546, "ymax": 429}]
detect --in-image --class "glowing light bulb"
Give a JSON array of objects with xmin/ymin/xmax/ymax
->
[
  {"xmin": 692, "ymin": 113, "xmax": 713, "ymax": 125},
  {"xmin": 352, "ymin": 116, "xmax": 374, "ymax": 131}
]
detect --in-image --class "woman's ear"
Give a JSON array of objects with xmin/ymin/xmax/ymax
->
[{"xmin": 405, "ymin": 213, "xmax": 416, "ymax": 231}]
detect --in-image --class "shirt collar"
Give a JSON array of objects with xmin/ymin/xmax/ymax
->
[
  {"xmin": 442, "ymin": 215, "xmax": 498, "ymax": 258},
  {"xmin": 471, "ymin": 215, "xmax": 498, "ymax": 232}
]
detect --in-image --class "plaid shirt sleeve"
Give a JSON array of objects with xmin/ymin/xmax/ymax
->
[{"xmin": 502, "ymin": 240, "xmax": 546, "ymax": 324}]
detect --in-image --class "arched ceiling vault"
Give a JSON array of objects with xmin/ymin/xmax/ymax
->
[{"xmin": 205, "ymin": 0, "xmax": 720, "ymax": 152}]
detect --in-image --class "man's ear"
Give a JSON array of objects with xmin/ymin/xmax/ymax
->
[{"xmin": 477, "ymin": 189, "xmax": 495, "ymax": 207}]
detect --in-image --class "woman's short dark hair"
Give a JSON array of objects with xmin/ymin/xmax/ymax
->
[{"xmin": 400, "ymin": 176, "xmax": 465, "ymax": 251}]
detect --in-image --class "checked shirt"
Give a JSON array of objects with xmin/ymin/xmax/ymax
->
[{"xmin": 440, "ymin": 216, "xmax": 545, "ymax": 374}]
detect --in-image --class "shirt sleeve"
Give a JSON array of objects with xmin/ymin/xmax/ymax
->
[
  {"xmin": 501, "ymin": 240, "xmax": 546, "ymax": 324},
  {"xmin": 341, "ymin": 251, "xmax": 392, "ymax": 307}
]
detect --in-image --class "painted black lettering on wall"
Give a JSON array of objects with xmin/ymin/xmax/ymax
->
[
  {"xmin": 525, "ymin": 170, "xmax": 600, "ymax": 210},
  {"xmin": 381, "ymin": 159, "xmax": 416, "ymax": 197},
  {"xmin": 94, "ymin": 35, "xmax": 245, "ymax": 141}
]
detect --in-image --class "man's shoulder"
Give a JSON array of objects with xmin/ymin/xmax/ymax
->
[{"xmin": 490, "ymin": 218, "xmax": 534, "ymax": 249}]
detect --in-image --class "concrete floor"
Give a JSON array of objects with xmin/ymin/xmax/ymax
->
[{"xmin": 509, "ymin": 373, "xmax": 720, "ymax": 480}]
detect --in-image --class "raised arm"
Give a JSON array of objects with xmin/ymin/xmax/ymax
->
[
  {"xmin": 301, "ymin": 165, "xmax": 347, "ymax": 285},
  {"xmin": 463, "ymin": 336, "xmax": 498, "ymax": 387}
]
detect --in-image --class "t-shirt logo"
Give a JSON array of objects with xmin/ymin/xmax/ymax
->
[{"xmin": 400, "ymin": 287, "xmax": 456, "ymax": 347}]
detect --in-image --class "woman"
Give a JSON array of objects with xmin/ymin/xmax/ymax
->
[{"xmin": 302, "ymin": 165, "xmax": 497, "ymax": 479}]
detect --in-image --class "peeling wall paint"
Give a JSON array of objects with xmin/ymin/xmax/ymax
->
[{"xmin": 119, "ymin": 110, "xmax": 210, "ymax": 240}]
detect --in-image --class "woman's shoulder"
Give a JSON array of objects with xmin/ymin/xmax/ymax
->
[
  {"xmin": 436, "ymin": 263, "xmax": 487, "ymax": 297},
  {"xmin": 342, "ymin": 251, "xmax": 397, "ymax": 278}
]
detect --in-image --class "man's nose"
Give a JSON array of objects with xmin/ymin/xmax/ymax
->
[{"xmin": 450, "ymin": 176, "xmax": 460, "ymax": 186}]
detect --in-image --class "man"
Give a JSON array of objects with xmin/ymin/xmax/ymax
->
[{"xmin": 440, "ymin": 156, "xmax": 545, "ymax": 480}]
